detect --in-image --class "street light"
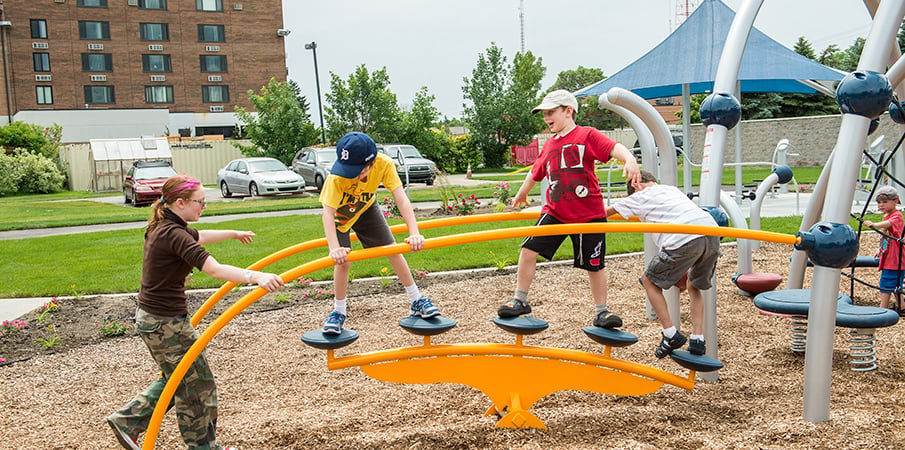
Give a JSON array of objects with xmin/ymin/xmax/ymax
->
[{"xmin": 304, "ymin": 41, "xmax": 326, "ymax": 144}]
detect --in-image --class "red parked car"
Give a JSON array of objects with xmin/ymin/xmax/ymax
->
[{"xmin": 122, "ymin": 160, "xmax": 177, "ymax": 206}]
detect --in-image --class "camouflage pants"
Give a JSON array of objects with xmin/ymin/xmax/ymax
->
[{"xmin": 108, "ymin": 308, "xmax": 222, "ymax": 450}]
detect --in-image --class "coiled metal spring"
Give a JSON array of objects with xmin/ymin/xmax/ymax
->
[
  {"xmin": 849, "ymin": 328, "xmax": 878, "ymax": 372},
  {"xmin": 789, "ymin": 315, "xmax": 807, "ymax": 353}
]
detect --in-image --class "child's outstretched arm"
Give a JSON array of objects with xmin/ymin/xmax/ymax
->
[
  {"xmin": 511, "ymin": 172, "xmax": 537, "ymax": 208},
  {"xmin": 864, "ymin": 219, "xmax": 892, "ymax": 230},
  {"xmin": 610, "ymin": 143, "xmax": 641, "ymax": 186},
  {"xmin": 391, "ymin": 186, "xmax": 424, "ymax": 252}
]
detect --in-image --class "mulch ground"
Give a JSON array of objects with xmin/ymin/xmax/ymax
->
[{"xmin": 1, "ymin": 238, "xmax": 904, "ymax": 449}]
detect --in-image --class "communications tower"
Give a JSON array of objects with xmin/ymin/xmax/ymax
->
[{"xmin": 673, "ymin": 0, "xmax": 698, "ymax": 31}]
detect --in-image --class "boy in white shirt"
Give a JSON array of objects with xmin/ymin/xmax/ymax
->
[{"xmin": 606, "ymin": 170, "xmax": 720, "ymax": 358}]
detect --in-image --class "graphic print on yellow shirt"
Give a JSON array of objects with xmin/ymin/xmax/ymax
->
[{"xmin": 319, "ymin": 153, "xmax": 402, "ymax": 232}]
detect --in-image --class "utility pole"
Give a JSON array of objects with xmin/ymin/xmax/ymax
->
[{"xmin": 519, "ymin": 0, "xmax": 525, "ymax": 53}]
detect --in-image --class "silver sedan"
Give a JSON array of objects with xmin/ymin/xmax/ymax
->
[{"xmin": 217, "ymin": 157, "xmax": 305, "ymax": 197}]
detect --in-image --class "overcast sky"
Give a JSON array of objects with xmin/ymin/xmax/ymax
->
[{"xmin": 280, "ymin": 0, "xmax": 875, "ymax": 125}]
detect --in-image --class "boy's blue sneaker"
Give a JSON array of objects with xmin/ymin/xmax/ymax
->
[
  {"xmin": 322, "ymin": 311, "xmax": 346, "ymax": 335},
  {"xmin": 411, "ymin": 297, "xmax": 441, "ymax": 318},
  {"xmin": 654, "ymin": 331, "xmax": 687, "ymax": 359}
]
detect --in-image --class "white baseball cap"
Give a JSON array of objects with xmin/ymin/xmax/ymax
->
[{"xmin": 532, "ymin": 89, "xmax": 579, "ymax": 114}]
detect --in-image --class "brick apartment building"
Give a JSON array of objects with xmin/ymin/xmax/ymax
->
[{"xmin": 0, "ymin": 0, "xmax": 288, "ymax": 142}]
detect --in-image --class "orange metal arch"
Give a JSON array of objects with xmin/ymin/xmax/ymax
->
[{"xmin": 143, "ymin": 220, "xmax": 799, "ymax": 448}]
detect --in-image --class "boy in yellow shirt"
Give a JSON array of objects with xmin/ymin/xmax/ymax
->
[{"xmin": 319, "ymin": 132, "xmax": 440, "ymax": 334}]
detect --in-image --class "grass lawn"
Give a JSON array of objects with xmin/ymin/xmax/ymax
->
[{"xmin": 0, "ymin": 164, "xmax": 850, "ymax": 298}]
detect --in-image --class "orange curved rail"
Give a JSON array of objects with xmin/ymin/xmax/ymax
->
[
  {"xmin": 191, "ymin": 211, "xmax": 540, "ymax": 326},
  {"xmin": 143, "ymin": 221, "xmax": 799, "ymax": 448}
]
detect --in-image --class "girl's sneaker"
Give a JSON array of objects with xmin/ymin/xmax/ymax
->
[{"xmin": 106, "ymin": 417, "xmax": 140, "ymax": 450}]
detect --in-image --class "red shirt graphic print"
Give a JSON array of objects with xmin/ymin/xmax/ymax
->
[{"xmin": 531, "ymin": 126, "xmax": 615, "ymax": 223}]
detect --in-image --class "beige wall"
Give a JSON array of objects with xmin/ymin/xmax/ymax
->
[
  {"xmin": 60, "ymin": 140, "xmax": 246, "ymax": 192},
  {"xmin": 606, "ymin": 114, "xmax": 904, "ymax": 167}
]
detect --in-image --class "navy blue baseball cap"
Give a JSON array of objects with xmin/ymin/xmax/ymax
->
[{"xmin": 331, "ymin": 132, "xmax": 378, "ymax": 179}]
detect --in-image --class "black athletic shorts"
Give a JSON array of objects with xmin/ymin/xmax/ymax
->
[{"xmin": 521, "ymin": 213, "xmax": 606, "ymax": 272}]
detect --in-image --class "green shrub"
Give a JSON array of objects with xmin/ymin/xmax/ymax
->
[
  {"xmin": 0, "ymin": 122, "xmax": 61, "ymax": 159},
  {"xmin": 0, "ymin": 150, "xmax": 65, "ymax": 196},
  {"xmin": 435, "ymin": 134, "xmax": 480, "ymax": 173},
  {"xmin": 0, "ymin": 153, "xmax": 22, "ymax": 196}
]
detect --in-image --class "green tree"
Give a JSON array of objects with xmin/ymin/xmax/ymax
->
[
  {"xmin": 842, "ymin": 37, "xmax": 865, "ymax": 72},
  {"xmin": 778, "ymin": 36, "xmax": 839, "ymax": 118},
  {"xmin": 324, "ymin": 65, "xmax": 401, "ymax": 143},
  {"xmin": 462, "ymin": 44, "xmax": 546, "ymax": 168},
  {"xmin": 741, "ymin": 93, "xmax": 783, "ymax": 120},
  {"xmin": 0, "ymin": 122, "xmax": 62, "ymax": 159},
  {"xmin": 233, "ymin": 78, "xmax": 319, "ymax": 164},
  {"xmin": 792, "ymin": 36, "xmax": 816, "ymax": 59},
  {"xmin": 398, "ymin": 86, "xmax": 447, "ymax": 162},
  {"xmin": 817, "ymin": 44, "xmax": 846, "ymax": 70},
  {"xmin": 462, "ymin": 43, "xmax": 510, "ymax": 168},
  {"xmin": 503, "ymin": 51, "xmax": 546, "ymax": 146},
  {"xmin": 548, "ymin": 66, "xmax": 624, "ymax": 130}
]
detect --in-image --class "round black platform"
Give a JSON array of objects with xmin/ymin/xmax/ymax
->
[
  {"xmin": 492, "ymin": 316, "xmax": 549, "ymax": 335},
  {"xmin": 301, "ymin": 329, "xmax": 359, "ymax": 350},
  {"xmin": 669, "ymin": 350, "xmax": 723, "ymax": 372},
  {"xmin": 582, "ymin": 326, "xmax": 638, "ymax": 347},
  {"xmin": 399, "ymin": 315, "xmax": 457, "ymax": 336}
]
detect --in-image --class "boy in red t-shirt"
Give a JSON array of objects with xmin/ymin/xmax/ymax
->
[
  {"xmin": 864, "ymin": 185, "xmax": 905, "ymax": 314},
  {"xmin": 497, "ymin": 90, "xmax": 640, "ymax": 328}
]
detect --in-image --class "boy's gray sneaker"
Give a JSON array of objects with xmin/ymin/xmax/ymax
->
[
  {"xmin": 106, "ymin": 417, "xmax": 140, "ymax": 450},
  {"xmin": 654, "ymin": 331, "xmax": 687, "ymax": 359},
  {"xmin": 411, "ymin": 297, "xmax": 441, "ymax": 318},
  {"xmin": 497, "ymin": 298, "xmax": 531, "ymax": 318},
  {"xmin": 689, "ymin": 338, "xmax": 706, "ymax": 355},
  {"xmin": 593, "ymin": 311, "xmax": 623, "ymax": 329}
]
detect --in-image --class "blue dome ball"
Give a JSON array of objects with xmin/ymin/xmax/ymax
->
[
  {"xmin": 836, "ymin": 70, "xmax": 893, "ymax": 119},
  {"xmin": 772, "ymin": 165, "xmax": 793, "ymax": 184},
  {"xmin": 700, "ymin": 92, "xmax": 742, "ymax": 130},
  {"xmin": 889, "ymin": 102, "xmax": 905, "ymax": 124},
  {"xmin": 795, "ymin": 222, "xmax": 859, "ymax": 269}
]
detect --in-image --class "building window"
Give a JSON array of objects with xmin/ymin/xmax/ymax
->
[
  {"xmin": 79, "ymin": 21, "xmax": 111, "ymax": 40},
  {"xmin": 77, "ymin": 0, "xmax": 108, "ymax": 7},
  {"xmin": 202, "ymin": 85, "xmax": 229, "ymax": 103},
  {"xmin": 196, "ymin": 0, "xmax": 223, "ymax": 12},
  {"xmin": 81, "ymin": 53, "xmax": 113, "ymax": 72},
  {"xmin": 30, "ymin": 20, "xmax": 48, "ymax": 39},
  {"xmin": 200, "ymin": 55, "xmax": 227, "ymax": 73},
  {"xmin": 33, "ymin": 53, "xmax": 51, "ymax": 72},
  {"xmin": 145, "ymin": 86, "xmax": 174, "ymax": 104},
  {"xmin": 140, "ymin": 23, "xmax": 169, "ymax": 41},
  {"xmin": 139, "ymin": 0, "xmax": 167, "ymax": 9},
  {"xmin": 197, "ymin": 25, "xmax": 225, "ymax": 42},
  {"xmin": 85, "ymin": 86, "xmax": 115, "ymax": 104},
  {"xmin": 142, "ymin": 54, "xmax": 172, "ymax": 73},
  {"xmin": 36, "ymin": 86, "xmax": 53, "ymax": 105}
]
